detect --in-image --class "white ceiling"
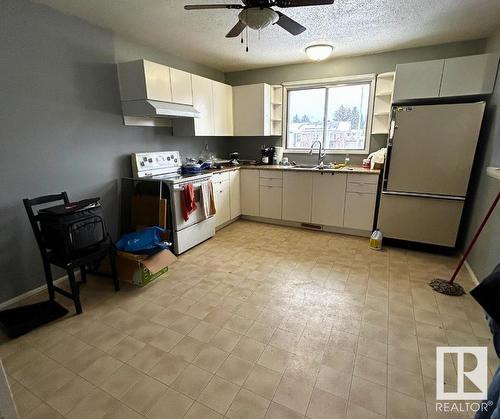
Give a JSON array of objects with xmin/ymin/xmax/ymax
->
[{"xmin": 35, "ymin": 0, "xmax": 500, "ymax": 72}]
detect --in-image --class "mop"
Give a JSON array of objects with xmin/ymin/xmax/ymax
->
[{"xmin": 429, "ymin": 192, "xmax": 499, "ymax": 296}]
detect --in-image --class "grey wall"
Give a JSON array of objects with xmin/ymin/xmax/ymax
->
[
  {"xmin": 0, "ymin": 0, "xmax": 229, "ymax": 303},
  {"xmin": 461, "ymin": 31, "xmax": 500, "ymax": 281},
  {"xmin": 225, "ymin": 40, "xmax": 486, "ymax": 86},
  {"xmin": 225, "ymin": 40, "xmax": 486, "ymax": 164},
  {"xmin": 113, "ymin": 36, "xmax": 224, "ymax": 83}
]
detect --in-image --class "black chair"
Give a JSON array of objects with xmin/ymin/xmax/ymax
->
[{"xmin": 23, "ymin": 192, "xmax": 119, "ymax": 314}]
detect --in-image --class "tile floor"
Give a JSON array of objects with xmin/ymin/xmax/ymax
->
[{"xmin": 1, "ymin": 220, "xmax": 496, "ymax": 419}]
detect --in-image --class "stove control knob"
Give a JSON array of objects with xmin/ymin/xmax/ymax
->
[
  {"xmin": 174, "ymin": 159, "xmax": 178, "ymax": 163},
  {"xmin": 148, "ymin": 158, "xmax": 153, "ymax": 163},
  {"xmin": 167, "ymin": 157, "xmax": 170, "ymax": 161},
  {"xmin": 140, "ymin": 161, "xmax": 145, "ymax": 166},
  {"xmin": 143, "ymin": 157, "xmax": 148, "ymax": 161}
]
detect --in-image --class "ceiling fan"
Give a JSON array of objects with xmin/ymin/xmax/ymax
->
[{"xmin": 184, "ymin": 0, "xmax": 335, "ymax": 38}]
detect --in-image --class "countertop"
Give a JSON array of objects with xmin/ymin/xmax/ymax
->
[{"xmin": 208, "ymin": 165, "xmax": 380, "ymax": 175}]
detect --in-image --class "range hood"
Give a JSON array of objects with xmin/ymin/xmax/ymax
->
[
  {"xmin": 117, "ymin": 59, "xmax": 200, "ymax": 127},
  {"xmin": 121, "ymin": 99, "xmax": 200, "ymax": 119}
]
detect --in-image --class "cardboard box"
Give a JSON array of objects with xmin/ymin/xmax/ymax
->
[
  {"xmin": 116, "ymin": 249, "xmax": 177, "ymax": 287},
  {"xmin": 131, "ymin": 195, "xmax": 168, "ymax": 230}
]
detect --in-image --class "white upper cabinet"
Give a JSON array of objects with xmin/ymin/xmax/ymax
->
[
  {"xmin": 213, "ymin": 81, "xmax": 234, "ymax": 136},
  {"xmin": 393, "ymin": 54, "xmax": 499, "ymax": 103},
  {"xmin": 173, "ymin": 76, "xmax": 234, "ymax": 136},
  {"xmin": 233, "ymin": 83, "xmax": 272, "ymax": 136},
  {"xmin": 440, "ymin": 54, "xmax": 500, "ymax": 97},
  {"xmin": 311, "ymin": 172, "xmax": 346, "ymax": 227},
  {"xmin": 192, "ymin": 74, "xmax": 215, "ymax": 136},
  {"xmin": 143, "ymin": 60, "xmax": 172, "ymax": 102},
  {"xmin": 282, "ymin": 171, "xmax": 312, "ymax": 223},
  {"xmin": 392, "ymin": 59, "xmax": 444, "ymax": 103},
  {"xmin": 117, "ymin": 59, "xmax": 172, "ymax": 102},
  {"xmin": 170, "ymin": 68, "xmax": 193, "ymax": 105}
]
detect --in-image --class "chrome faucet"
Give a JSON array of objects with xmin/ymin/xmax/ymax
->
[{"xmin": 309, "ymin": 140, "xmax": 326, "ymax": 166}]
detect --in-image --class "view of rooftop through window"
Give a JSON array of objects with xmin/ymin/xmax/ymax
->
[{"xmin": 286, "ymin": 81, "xmax": 372, "ymax": 151}]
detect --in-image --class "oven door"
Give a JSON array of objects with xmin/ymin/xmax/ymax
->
[{"xmin": 172, "ymin": 180, "xmax": 211, "ymax": 231}]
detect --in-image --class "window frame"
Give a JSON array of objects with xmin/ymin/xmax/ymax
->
[{"xmin": 282, "ymin": 74, "xmax": 376, "ymax": 155}]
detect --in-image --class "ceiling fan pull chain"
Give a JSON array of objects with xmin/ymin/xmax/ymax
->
[{"xmin": 245, "ymin": 25, "xmax": 249, "ymax": 52}]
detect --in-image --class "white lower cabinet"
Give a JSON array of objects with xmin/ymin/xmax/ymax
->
[
  {"xmin": 311, "ymin": 172, "xmax": 347, "ymax": 227},
  {"xmin": 229, "ymin": 170, "xmax": 241, "ymax": 219},
  {"xmin": 343, "ymin": 173, "xmax": 378, "ymax": 230},
  {"xmin": 213, "ymin": 174, "xmax": 230, "ymax": 228},
  {"xmin": 240, "ymin": 169, "xmax": 259, "ymax": 216},
  {"xmin": 343, "ymin": 192, "xmax": 376, "ymax": 231},
  {"xmin": 259, "ymin": 170, "xmax": 282, "ymax": 219},
  {"xmin": 282, "ymin": 171, "xmax": 312, "ymax": 223},
  {"xmin": 235, "ymin": 168, "xmax": 378, "ymax": 234},
  {"xmin": 259, "ymin": 186, "xmax": 282, "ymax": 219}
]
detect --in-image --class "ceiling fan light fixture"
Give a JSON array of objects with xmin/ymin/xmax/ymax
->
[
  {"xmin": 305, "ymin": 44, "xmax": 333, "ymax": 61},
  {"xmin": 239, "ymin": 7, "xmax": 279, "ymax": 30}
]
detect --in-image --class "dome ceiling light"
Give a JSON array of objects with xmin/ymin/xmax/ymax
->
[
  {"xmin": 305, "ymin": 44, "xmax": 334, "ymax": 61},
  {"xmin": 239, "ymin": 8, "xmax": 279, "ymax": 30}
]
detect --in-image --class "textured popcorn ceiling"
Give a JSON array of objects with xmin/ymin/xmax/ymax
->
[{"xmin": 35, "ymin": 0, "xmax": 500, "ymax": 72}]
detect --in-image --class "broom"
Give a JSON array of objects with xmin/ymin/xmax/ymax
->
[{"xmin": 429, "ymin": 192, "xmax": 499, "ymax": 296}]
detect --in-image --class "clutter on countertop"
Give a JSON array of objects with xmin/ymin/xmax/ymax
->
[
  {"xmin": 181, "ymin": 158, "xmax": 202, "ymax": 174},
  {"xmin": 207, "ymin": 164, "xmax": 380, "ymax": 174},
  {"xmin": 367, "ymin": 147, "xmax": 387, "ymax": 170}
]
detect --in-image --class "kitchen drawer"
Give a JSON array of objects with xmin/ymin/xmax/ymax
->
[
  {"xmin": 212, "ymin": 172, "xmax": 230, "ymax": 183},
  {"xmin": 260, "ymin": 177, "xmax": 283, "ymax": 187},
  {"xmin": 259, "ymin": 170, "xmax": 282, "ymax": 179},
  {"xmin": 347, "ymin": 173, "xmax": 378, "ymax": 184},
  {"xmin": 346, "ymin": 181, "xmax": 378, "ymax": 194}
]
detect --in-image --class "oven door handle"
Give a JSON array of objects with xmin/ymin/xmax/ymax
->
[{"xmin": 173, "ymin": 181, "xmax": 210, "ymax": 191}]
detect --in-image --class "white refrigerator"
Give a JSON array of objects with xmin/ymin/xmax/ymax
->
[{"xmin": 377, "ymin": 102, "xmax": 485, "ymax": 247}]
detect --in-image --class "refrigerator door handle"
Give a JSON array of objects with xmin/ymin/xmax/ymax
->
[{"xmin": 382, "ymin": 190, "xmax": 465, "ymax": 201}]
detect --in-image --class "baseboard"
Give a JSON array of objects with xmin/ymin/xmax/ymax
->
[
  {"xmin": 240, "ymin": 215, "xmax": 371, "ymax": 238},
  {"xmin": 215, "ymin": 216, "xmax": 240, "ymax": 231},
  {"xmin": 0, "ymin": 272, "xmax": 79, "ymax": 311},
  {"xmin": 463, "ymin": 257, "xmax": 479, "ymax": 285}
]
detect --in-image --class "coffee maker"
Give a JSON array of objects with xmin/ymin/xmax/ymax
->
[{"xmin": 261, "ymin": 146, "xmax": 276, "ymax": 165}]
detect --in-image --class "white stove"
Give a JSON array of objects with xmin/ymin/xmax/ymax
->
[
  {"xmin": 132, "ymin": 151, "xmax": 211, "ymax": 182},
  {"xmin": 131, "ymin": 151, "xmax": 215, "ymax": 254}
]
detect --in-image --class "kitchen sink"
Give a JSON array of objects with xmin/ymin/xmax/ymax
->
[{"xmin": 290, "ymin": 164, "xmax": 319, "ymax": 169}]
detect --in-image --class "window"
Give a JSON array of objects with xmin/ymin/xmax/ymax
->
[{"xmin": 284, "ymin": 75, "xmax": 375, "ymax": 154}]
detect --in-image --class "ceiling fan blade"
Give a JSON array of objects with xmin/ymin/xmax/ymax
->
[
  {"xmin": 184, "ymin": 4, "xmax": 243, "ymax": 10},
  {"xmin": 275, "ymin": 0, "xmax": 334, "ymax": 7},
  {"xmin": 226, "ymin": 20, "xmax": 247, "ymax": 37},
  {"xmin": 275, "ymin": 11, "xmax": 306, "ymax": 35}
]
